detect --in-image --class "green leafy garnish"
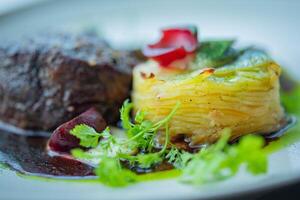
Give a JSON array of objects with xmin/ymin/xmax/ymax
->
[
  {"xmin": 180, "ymin": 129, "xmax": 267, "ymax": 184},
  {"xmin": 136, "ymin": 153, "xmax": 163, "ymax": 168},
  {"xmin": 70, "ymin": 124, "xmax": 101, "ymax": 148},
  {"xmin": 281, "ymin": 86, "xmax": 300, "ymax": 116},
  {"xmin": 120, "ymin": 99, "xmax": 133, "ymax": 131},
  {"xmin": 98, "ymin": 127, "xmax": 118, "ymax": 153},
  {"xmin": 121, "ymin": 101, "xmax": 180, "ymax": 152},
  {"xmin": 70, "ymin": 100, "xmax": 180, "ymax": 187},
  {"xmin": 70, "ymin": 148, "xmax": 95, "ymax": 160},
  {"xmin": 166, "ymin": 147, "xmax": 192, "ymax": 169},
  {"xmin": 94, "ymin": 156, "xmax": 137, "ymax": 187},
  {"xmin": 70, "ymin": 100, "xmax": 268, "ymax": 187},
  {"xmin": 192, "ymin": 40, "xmax": 240, "ymax": 69}
]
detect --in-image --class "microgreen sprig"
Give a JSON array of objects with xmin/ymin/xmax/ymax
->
[{"xmin": 69, "ymin": 100, "xmax": 268, "ymax": 187}]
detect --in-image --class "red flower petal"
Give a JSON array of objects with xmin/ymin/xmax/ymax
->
[{"xmin": 142, "ymin": 26, "xmax": 198, "ymax": 68}]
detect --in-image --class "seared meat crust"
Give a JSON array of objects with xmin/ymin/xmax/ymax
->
[{"xmin": 0, "ymin": 33, "xmax": 140, "ymax": 130}]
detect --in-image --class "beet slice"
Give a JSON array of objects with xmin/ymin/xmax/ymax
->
[{"xmin": 48, "ymin": 108, "xmax": 106, "ymax": 153}]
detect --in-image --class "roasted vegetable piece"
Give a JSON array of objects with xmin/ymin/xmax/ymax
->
[
  {"xmin": 133, "ymin": 49, "xmax": 284, "ymax": 146},
  {"xmin": 48, "ymin": 108, "xmax": 106, "ymax": 152}
]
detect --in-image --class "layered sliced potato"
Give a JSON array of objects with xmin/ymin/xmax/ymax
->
[{"xmin": 132, "ymin": 49, "xmax": 284, "ymax": 145}]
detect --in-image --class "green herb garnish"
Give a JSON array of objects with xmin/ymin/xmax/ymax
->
[
  {"xmin": 121, "ymin": 101, "xmax": 180, "ymax": 152},
  {"xmin": 94, "ymin": 156, "xmax": 137, "ymax": 187},
  {"xmin": 70, "ymin": 100, "xmax": 180, "ymax": 186},
  {"xmin": 166, "ymin": 147, "xmax": 192, "ymax": 169},
  {"xmin": 281, "ymin": 86, "xmax": 300, "ymax": 116},
  {"xmin": 70, "ymin": 124, "xmax": 102, "ymax": 148},
  {"xmin": 70, "ymin": 100, "xmax": 268, "ymax": 187},
  {"xmin": 180, "ymin": 129, "xmax": 267, "ymax": 184},
  {"xmin": 192, "ymin": 40, "xmax": 240, "ymax": 69}
]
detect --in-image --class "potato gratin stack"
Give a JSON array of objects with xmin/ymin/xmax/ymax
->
[{"xmin": 133, "ymin": 27, "xmax": 284, "ymax": 146}]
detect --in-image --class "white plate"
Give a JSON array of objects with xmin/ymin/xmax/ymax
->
[{"xmin": 0, "ymin": 0, "xmax": 300, "ymax": 199}]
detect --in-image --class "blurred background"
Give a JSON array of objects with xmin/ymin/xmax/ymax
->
[{"xmin": 0, "ymin": 0, "xmax": 299, "ymax": 77}]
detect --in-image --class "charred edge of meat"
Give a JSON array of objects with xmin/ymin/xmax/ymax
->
[{"xmin": 0, "ymin": 33, "xmax": 144, "ymax": 132}]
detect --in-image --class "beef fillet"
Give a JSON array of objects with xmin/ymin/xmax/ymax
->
[{"xmin": 0, "ymin": 33, "xmax": 141, "ymax": 131}]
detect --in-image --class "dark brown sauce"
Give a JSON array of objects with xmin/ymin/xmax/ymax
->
[
  {"xmin": 0, "ymin": 116, "xmax": 296, "ymax": 178},
  {"xmin": 0, "ymin": 131, "xmax": 94, "ymax": 177}
]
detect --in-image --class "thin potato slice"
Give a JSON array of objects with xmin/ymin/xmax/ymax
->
[{"xmin": 132, "ymin": 50, "xmax": 284, "ymax": 146}]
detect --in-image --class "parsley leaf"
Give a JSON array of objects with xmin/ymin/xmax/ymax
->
[
  {"xmin": 166, "ymin": 147, "xmax": 192, "ymax": 169},
  {"xmin": 121, "ymin": 101, "xmax": 180, "ymax": 152},
  {"xmin": 120, "ymin": 99, "xmax": 134, "ymax": 131},
  {"xmin": 234, "ymin": 135, "xmax": 267, "ymax": 174},
  {"xmin": 70, "ymin": 124, "xmax": 101, "ymax": 148},
  {"xmin": 126, "ymin": 122, "xmax": 172, "ymax": 168},
  {"xmin": 94, "ymin": 156, "xmax": 137, "ymax": 187},
  {"xmin": 180, "ymin": 129, "xmax": 268, "ymax": 184},
  {"xmin": 136, "ymin": 153, "xmax": 163, "ymax": 168},
  {"xmin": 134, "ymin": 110, "xmax": 146, "ymax": 124},
  {"xmin": 70, "ymin": 99, "xmax": 268, "ymax": 187},
  {"xmin": 99, "ymin": 127, "xmax": 117, "ymax": 153},
  {"xmin": 70, "ymin": 100, "xmax": 180, "ymax": 186}
]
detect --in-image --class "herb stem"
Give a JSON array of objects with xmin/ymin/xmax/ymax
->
[
  {"xmin": 159, "ymin": 123, "xmax": 170, "ymax": 155},
  {"xmin": 121, "ymin": 130, "xmax": 148, "ymax": 144},
  {"xmin": 152, "ymin": 101, "xmax": 181, "ymax": 130}
]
